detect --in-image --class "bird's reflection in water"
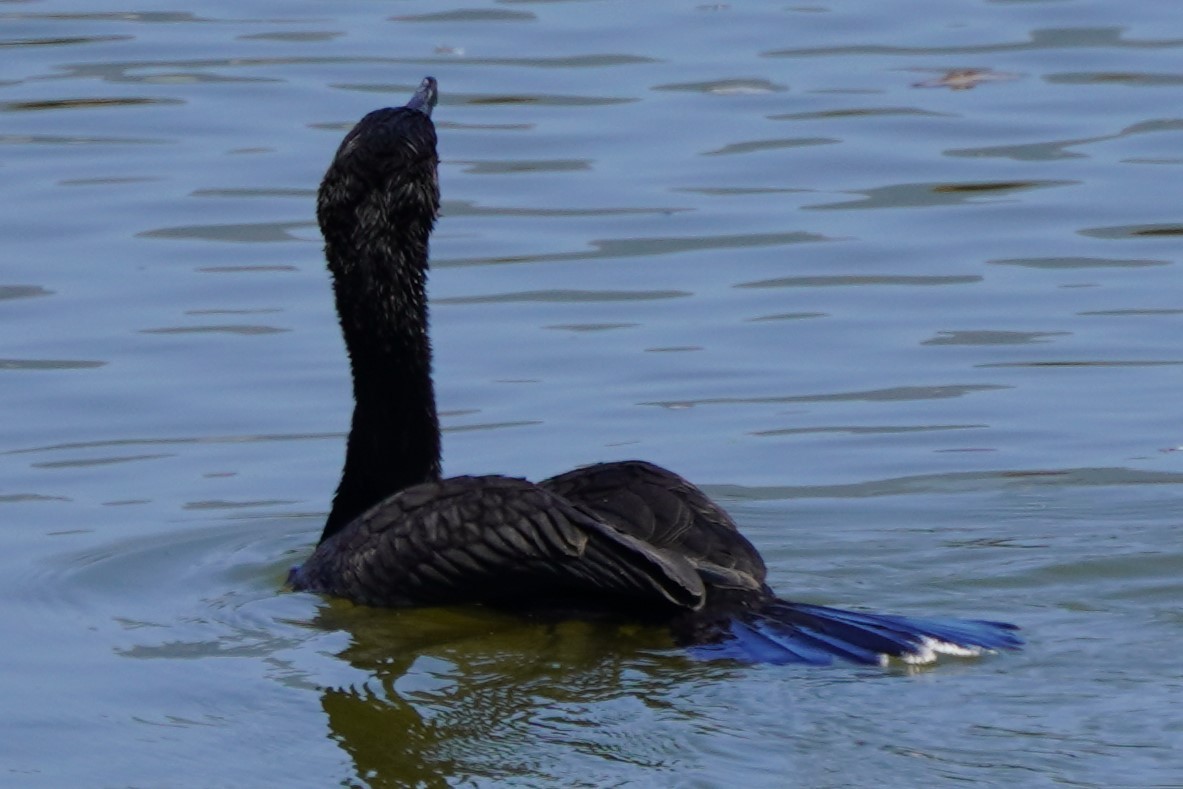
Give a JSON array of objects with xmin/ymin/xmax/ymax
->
[{"xmin": 307, "ymin": 601, "xmax": 743, "ymax": 785}]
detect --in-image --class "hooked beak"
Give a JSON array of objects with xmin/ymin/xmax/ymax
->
[{"xmin": 406, "ymin": 76, "xmax": 438, "ymax": 117}]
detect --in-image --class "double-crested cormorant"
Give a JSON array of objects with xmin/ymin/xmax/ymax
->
[{"xmin": 289, "ymin": 77, "xmax": 1022, "ymax": 666}]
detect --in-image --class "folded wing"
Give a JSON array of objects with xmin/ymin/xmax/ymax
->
[{"xmin": 293, "ymin": 475, "xmax": 706, "ymax": 611}]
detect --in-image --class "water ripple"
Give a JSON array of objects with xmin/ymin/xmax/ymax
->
[
  {"xmin": 764, "ymin": 27, "xmax": 1183, "ymax": 58},
  {"xmin": 712, "ymin": 467, "xmax": 1183, "ymax": 500},
  {"xmin": 948, "ymin": 119, "xmax": 1183, "ymax": 162},
  {"xmin": 805, "ymin": 180, "xmax": 1074, "ymax": 210},
  {"xmin": 647, "ymin": 383, "xmax": 1007, "ymax": 409}
]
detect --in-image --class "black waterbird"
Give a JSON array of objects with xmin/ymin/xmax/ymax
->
[{"xmin": 290, "ymin": 77, "xmax": 1022, "ymax": 666}]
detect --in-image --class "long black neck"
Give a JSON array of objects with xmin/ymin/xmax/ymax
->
[{"xmin": 317, "ymin": 120, "xmax": 442, "ymax": 542}]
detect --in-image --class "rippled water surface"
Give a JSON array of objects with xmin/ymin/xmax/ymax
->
[{"xmin": 3, "ymin": 0, "xmax": 1182, "ymax": 786}]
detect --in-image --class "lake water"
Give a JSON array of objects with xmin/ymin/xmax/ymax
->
[{"xmin": 3, "ymin": 0, "xmax": 1182, "ymax": 786}]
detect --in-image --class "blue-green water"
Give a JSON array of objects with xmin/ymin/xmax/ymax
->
[{"xmin": 2, "ymin": 1, "xmax": 1182, "ymax": 786}]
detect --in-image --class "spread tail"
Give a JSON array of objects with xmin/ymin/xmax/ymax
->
[{"xmin": 684, "ymin": 598, "xmax": 1023, "ymax": 666}]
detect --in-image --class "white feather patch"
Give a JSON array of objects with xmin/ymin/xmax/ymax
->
[{"xmin": 886, "ymin": 637, "xmax": 987, "ymax": 666}]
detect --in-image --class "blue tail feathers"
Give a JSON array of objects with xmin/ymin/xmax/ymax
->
[{"xmin": 688, "ymin": 599, "xmax": 1023, "ymax": 666}]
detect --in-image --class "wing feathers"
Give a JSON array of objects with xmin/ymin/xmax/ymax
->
[
  {"xmin": 294, "ymin": 475, "xmax": 705, "ymax": 611},
  {"xmin": 542, "ymin": 460, "xmax": 767, "ymax": 591}
]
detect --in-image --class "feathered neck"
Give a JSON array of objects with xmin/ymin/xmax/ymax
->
[{"xmin": 314, "ymin": 93, "xmax": 442, "ymax": 542}]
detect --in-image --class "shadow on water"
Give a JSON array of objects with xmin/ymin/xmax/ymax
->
[
  {"xmin": 305, "ymin": 603, "xmax": 708, "ymax": 785},
  {"xmin": 297, "ymin": 598, "xmax": 915, "ymax": 786}
]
